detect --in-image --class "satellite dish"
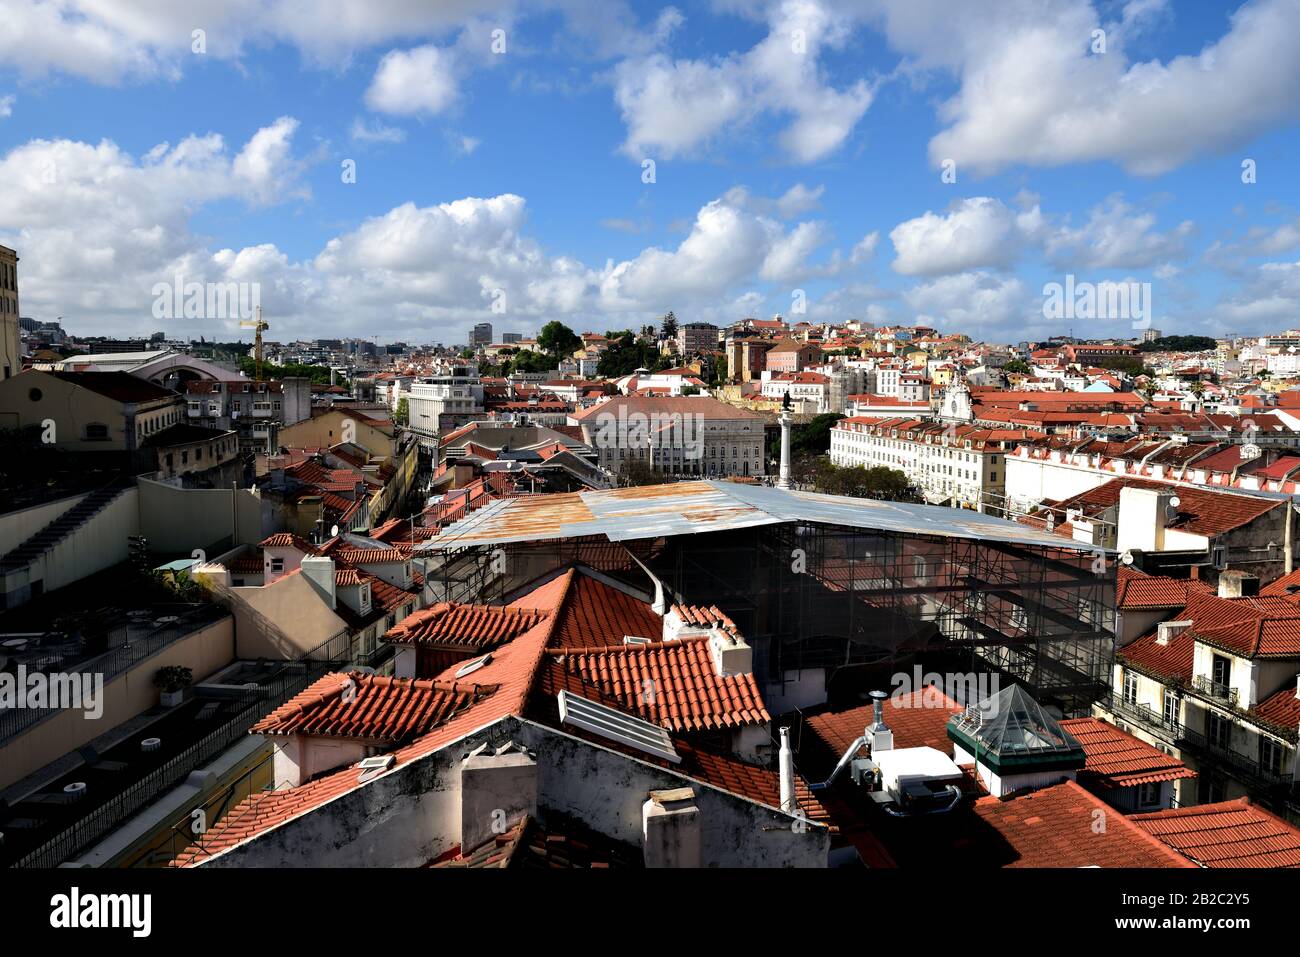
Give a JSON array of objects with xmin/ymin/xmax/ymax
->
[
  {"xmin": 1121, "ymin": 550, "xmax": 1135, "ymax": 566},
  {"xmin": 330, "ymin": 524, "xmax": 340, "ymax": 537}
]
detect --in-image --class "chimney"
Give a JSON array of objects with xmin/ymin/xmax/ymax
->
[
  {"xmin": 299, "ymin": 556, "xmax": 336, "ymax": 609},
  {"xmin": 778, "ymin": 727, "xmax": 796, "ymax": 814},
  {"xmin": 708, "ymin": 629, "xmax": 753, "ymax": 676},
  {"xmin": 1116, "ymin": 486, "xmax": 1179, "ymax": 553},
  {"xmin": 1218, "ymin": 569, "xmax": 1260, "ymax": 599},
  {"xmin": 460, "ymin": 741, "xmax": 536, "ymax": 856},
  {"xmin": 641, "ymin": 787, "xmax": 701, "ymax": 868},
  {"xmin": 869, "ymin": 690, "xmax": 894, "ymax": 753},
  {"xmin": 1156, "ymin": 620, "xmax": 1191, "ymax": 646}
]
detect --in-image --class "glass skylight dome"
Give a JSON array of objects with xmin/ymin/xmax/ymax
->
[{"xmin": 947, "ymin": 684, "xmax": 1085, "ymax": 775}]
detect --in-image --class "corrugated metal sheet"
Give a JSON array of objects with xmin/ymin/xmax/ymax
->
[{"xmin": 424, "ymin": 480, "xmax": 1106, "ymax": 552}]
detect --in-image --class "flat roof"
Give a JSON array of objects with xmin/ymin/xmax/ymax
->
[{"xmin": 425, "ymin": 480, "xmax": 1108, "ymax": 552}]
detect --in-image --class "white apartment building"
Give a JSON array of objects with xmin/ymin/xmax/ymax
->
[
  {"xmin": 829, "ymin": 416, "xmax": 1033, "ymax": 513},
  {"xmin": 406, "ymin": 364, "xmax": 484, "ymax": 438},
  {"xmin": 760, "ymin": 371, "xmax": 831, "ymax": 412},
  {"xmin": 571, "ymin": 395, "xmax": 766, "ymax": 478}
]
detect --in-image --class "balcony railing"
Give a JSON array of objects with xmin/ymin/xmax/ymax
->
[
  {"xmin": 1180, "ymin": 726, "xmax": 1289, "ymax": 789},
  {"xmin": 1191, "ymin": 675, "xmax": 1239, "ymax": 707},
  {"xmin": 1110, "ymin": 694, "xmax": 1183, "ymax": 738}
]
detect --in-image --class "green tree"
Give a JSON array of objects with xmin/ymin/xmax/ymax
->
[
  {"xmin": 538, "ymin": 321, "xmax": 581, "ymax": 360},
  {"xmin": 394, "ymin": 397, "xmax": 409, "ymax": 426},
  {"xmin": 1003, "ymin": 358, "xmax": 1031, "ymax": 374},
  {"xmin": 1137, "ymin": 335, "xmax": 1218, "ymax": 353},
  {"xmin": 598, "ymin": 331, "xmax": 665, "ymax": 378},
  {"xmin": 810, "ymin": 458, "xmax": 915, "ymax": 500},
  {"xmin": 660, "ymin": 311, "xmax": 678, "ymax": 340}
]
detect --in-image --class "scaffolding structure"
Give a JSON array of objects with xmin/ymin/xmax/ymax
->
[{"xmin": 423, "ymin": 519, "xmax": 1116, "ymax": 717}]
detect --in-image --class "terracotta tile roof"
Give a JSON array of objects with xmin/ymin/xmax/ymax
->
[
  {"xmin": 334, "ymin": 568, "xmax": 364, "ymax": 586},
  {"xmin": 1047, "ymin": 478, "xmax": 1280, "ymax": 537},
  {"xmin": 1116, "ymin": 567, "xmax": 1214, "ymax": 610},
  {"xmin": 1248, "ymin": 679, "xmax": 1300, "ymax": 738},
  {"xmin": 671, "ymin": 604, "xmax": 740, "ymax": 633},
  {"xmin": 384, "ymin": 602, "xmax": 549, "ymax": 648},
  {"xmin": 1118, "ymin": 623, "xmax": 1196, "ymax": 682},
  {"xmin": 543, "ymin": 571, "xmax": 663, "ymax": 649},
  {"xmin": 803, "ymin": 689, "xmax": 962, "ymax": 777},
  {"xmin": 1260, "ymin": 568, "xmax": 1300, "ymax": 599},
  {"xmin": 429, "ymin": 815, "xmax": 642, "ymax": 869},
  {"xmin": 546, "ymin": 636, "xmax": 769, "ymax": 732},
  {"xmin": 1131, "ymin": 798, "xmax": 1300, "ymax": 868},
  {"xmin": 334, "ymin": 547, "xmax": 406, "ymax": 564},
  {"xmin": 1058, "ymin": 717, "xmax": 1196, "ymax": 788},
  {"xmin": 173, "ymin": 580, "xmax": 567, "ymax": 866},
  {"xmin": 1184, "ymin": 593, "xmax": 1300, "ymax": 658},
  {"xmin": 251, "ymin": 672, "xmax": 498, "ymax": 742},
  {"xmin": 260, "ymin": 532, "xmax": 320, "ymax": 554},
  {"xmin": 966, "ymin": 781, "xmax": 1194, "ymax": 868},
  {"xmin": 225, "ymin": 553, "xmax": 264, "ymax": 574}
]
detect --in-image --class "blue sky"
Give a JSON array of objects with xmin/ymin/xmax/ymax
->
[{"xmin": 2, "ymin": 0, "xmax": 1300, "ymax": 346}]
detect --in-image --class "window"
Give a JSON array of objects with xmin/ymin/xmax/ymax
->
[
  {"xmin": 84, "ymin": 422, "xmax": 109, "ymax": 441},
  {"xmin": 1211, "ymin": 654, "xmax": 1231, "ymax": 693},
  {"xmin": 1260, "ymin": 736, "xmax": 1284, "ymax": 777},
  {"xmin": 1137, "ymin": 782, "xmax": 1161, "ymax": 807},
  {"xmin": 1207, "ymin": 711, "xmax": 1231, "ymax": 750},
  {"xmin": 1162, "ymin": 689, "xmax": 1179, "ymax": 727},
  {"xmin": 1122, "ymin": 670, "xmax": 1138, "ymax": 705},
  {"xmin": 270, "ymin": 557, "xmax": 284, "ymax": 572}
]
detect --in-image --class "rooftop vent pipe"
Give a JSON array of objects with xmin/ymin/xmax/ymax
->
[{"xmin": 778, "ymin": 727, "xmax": 796, "ymax": 813}]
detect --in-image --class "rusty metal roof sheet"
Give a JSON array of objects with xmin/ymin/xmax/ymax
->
[{"xmin": 423, "ymin": 480, "xmax": 1105, "ymax": 552}]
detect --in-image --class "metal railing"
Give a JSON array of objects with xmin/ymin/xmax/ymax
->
[
  {"xmin": 0, "ymin": 604, "xmax": 231, "ymax": 745},
  {"xmin": 1179, "ymin": 726, "xmax": 1288, "ymax": 790},
  {"xmin": 1190, "ymin": 675, "xmax": 1239, "ymax": 707},
  {"xmin": 1110, "ymin": 694, "xmax": 1183, "ymax": 738},
  {"xmin": 9, "ymin": 626, "xmax": 363, "ymax": 868}
]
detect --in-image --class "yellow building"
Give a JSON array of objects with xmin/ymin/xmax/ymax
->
[
  {"xmin": 0, "ymin": 368, "xmax": 182, "ymax": 450},
  {"xmin": 0, "ymin": 244, "xmax": 20, "ymax": 380}
]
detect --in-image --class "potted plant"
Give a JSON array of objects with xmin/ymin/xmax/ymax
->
[{"xmin": 153, "ymin": 666, "xmax": 193, "ymax": 707}]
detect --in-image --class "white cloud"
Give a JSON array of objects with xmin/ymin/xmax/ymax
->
[
  {"xmin": 366, "ymin": 45, "xmax": 459, "ymax": 116},
  {"xmin": 614, "ymin": 1, "xmax": 873, "ymax": 162},
  {"xmin": 1045, "ymin": 195, "xmax": 1194, "ymax": 269},
  {"xmin": 0, "ymin": 95, "xmax": 14, "ymax": 118},
  {"xmin": 0, "ymin": 121, "xmax": 307, "ymax": 329},
  {"xmin": 903, "ymin": 271, "xmax": 1029, "ymax": 328},
  {"xmin": 0, "ymin": 0, "xmax": 515, "ymax": 82},
  {"xmin": 866, "ymin": 0, "xmax": 1300, "ymax": 175},
  {"xmin": 890, "ymin": 197, "xmax": 1042, "ymax": 276}
]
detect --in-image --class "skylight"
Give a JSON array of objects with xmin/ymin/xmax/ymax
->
[{"xmin": 557, "ymin": 690, "xmax": 680, "ymax": 764}]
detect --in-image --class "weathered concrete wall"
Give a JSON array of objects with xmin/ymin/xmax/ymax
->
[{"xmin": 200, "ymin": 718, "xmax": 829, "ymax": 868}]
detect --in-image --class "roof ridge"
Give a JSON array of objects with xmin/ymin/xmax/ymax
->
[{"xmin": 548, "ymin": 635, "xmax": 707, "ymax": 656}]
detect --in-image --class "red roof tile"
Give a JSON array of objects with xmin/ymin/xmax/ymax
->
[
  {"xmin": 547, "ymin": 636, "xmax": 769, "ymax": 732},
  {"xmin": 967, "ymin": 781, "xmax": 1194, "ymax": 868},
  {"xmin": 1131, "ymin": 798, "xmax": 1300, "ymax": 867},
  {"xmin": 1248, "ymin": 679, "xmax": 1300, "ymax": 738},
  {"xmin": 1116, "ymin": 567, "xmax": 1214, "ymax": 611},
  {"xmin": 251, "ymin": 672, "xmax": 497, "ymax": 742},
  {"xmin": 385, "ymin": 602, "xmax": 549, "ymax": 648},
  {"xmin": 1059, "ymin": 717, "xmax": 1196, "ymax": 788}
]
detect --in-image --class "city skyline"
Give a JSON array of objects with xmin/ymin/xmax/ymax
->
[{"xmin": 2, "ymin": 0, "xmax": 1300, "ymax": 344}]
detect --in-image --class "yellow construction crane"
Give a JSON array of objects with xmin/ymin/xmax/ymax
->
[{"xmin": 240, "ymin": 306, "xmax": 269, "ymax": 380}]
